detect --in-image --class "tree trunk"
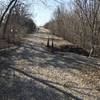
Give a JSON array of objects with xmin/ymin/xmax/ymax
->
[
  {"xmin": 2, "ymin": 0, "xmax": 17, "ymax": 40},
  {"xmin": 0, "ymin": 0, "xmax": 15, "ymax": 28}
]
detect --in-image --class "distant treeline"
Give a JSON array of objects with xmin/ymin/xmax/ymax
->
[{"xmin": 44, "ymin": 0, "xmax": 100, "ymax": 57}]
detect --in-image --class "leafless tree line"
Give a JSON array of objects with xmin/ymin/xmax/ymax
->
[
  {"xmin": 0, "ymin": 0, "xmax": 36, "ymax": 47},
  {"xmin": 0, "ymin": 0, "xmax": 64, "ymax": 49},
  {"xmin": 44, "ymin": 0, "xmax": 100, "ymax": 57}
]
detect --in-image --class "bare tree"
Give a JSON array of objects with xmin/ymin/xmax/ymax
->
[
  {"xmin": 0, "ymin": 0, "xmax": 16, "ymax": 28},
  {"xmin": 74, "ymin": 0, "xmax": 100, "ymax": 56},
  {"xmin": 2, "ymin": 0, "xmax": 18, "ymax": 40}
]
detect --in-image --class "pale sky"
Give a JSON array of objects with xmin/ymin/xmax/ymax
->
[
  {"xmin": 27, "ymin": 0, "xmax": 72, "ymax": 26},
  {"xmin": 1, "ymin": 0, "xmax": 72, "ymax": 26}
]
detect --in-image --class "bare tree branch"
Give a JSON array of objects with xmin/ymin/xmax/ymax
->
[
  {"xmin": 2, "ymin": 0, "xmax": 18, "ymax": 39},
  {"xmin": 0, "ymin": 0, "xmax": 16, "ymax": 27}
]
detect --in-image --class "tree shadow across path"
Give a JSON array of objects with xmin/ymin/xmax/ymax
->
[
  {"xmin": 0, "ymin": 45, "xmax": 82, "ymax": 100},
  {"xmin": 0, "ymin": 41, "xmax": 100, "ymax": 100},
  {"xmin": 14, "ymin": 42, "xmax": 100, "ymax": 70}
]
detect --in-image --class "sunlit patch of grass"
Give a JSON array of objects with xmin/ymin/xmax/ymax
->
[
  {"xmin": 16, "ymin": 59, "xmax": 32, "ymax": 66},
  {"xmin": 30, "ymin": 66, "xmax": 79, "ymax": 86},
  {"xmin": 77, "ymin": 66, "xmax": 100, "ymax": 89}
]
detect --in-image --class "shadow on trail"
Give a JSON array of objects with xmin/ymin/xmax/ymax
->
[
  {"xmin": 0, "ymin": 47, "xmax": 82, "ymax": 100},
  {"xmin": 0, "ymin": 61, "xmax": 82, "ymax": 100},
  {"xmin": 15, "ymin": 42, "xmax": 100, "ymax": 70},
  {"xmin": 0, "ymin": 74, "xmax": 69, "ymax": 100},
  {"xmin": 48, "ymin": 45, "xmax": 89, "ymax": 57},
  {"xmin": 0, "ymin": 42, "xmax": 99, "ymax": 100}
]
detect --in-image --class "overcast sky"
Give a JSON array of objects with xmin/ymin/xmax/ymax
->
[{"xmin": 28, "ymin": 0, "xmax": 72, "ymax": 26}]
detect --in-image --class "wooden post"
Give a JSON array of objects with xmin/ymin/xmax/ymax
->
[{"xmin": 47, "ymin": 36, "xmax": 50, "ymax": 47}]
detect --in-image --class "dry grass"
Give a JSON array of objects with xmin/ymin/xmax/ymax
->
[
  {"xmin": 15, "ymin": 57, "xmax": 100, "ymax": 99},
  {"xmin": 0, "ymin": 32, "xmax": 100, "ymax": 100}
]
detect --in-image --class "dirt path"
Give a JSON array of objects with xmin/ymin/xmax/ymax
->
[
  {"xmin": 24, "ymin": 32, "xmax": 72, "ymax": 46},
  {"xmin": 0, "ymin": 33, "xmax": 100, "ymax": 100}
]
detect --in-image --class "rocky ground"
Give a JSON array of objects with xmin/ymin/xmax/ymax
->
[{"xmin": 0, "ymin": 32, "xmax": 100, "ymax": 100}]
